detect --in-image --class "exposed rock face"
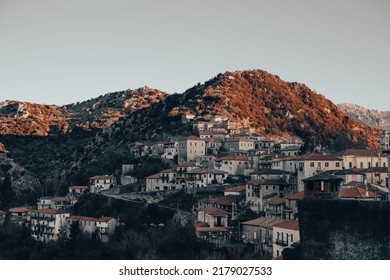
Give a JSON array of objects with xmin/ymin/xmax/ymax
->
[
  {"xmin": 0, "ymin": 86, "xmax": 167, "ymax": 136},
  {"xmin": 338, "ymin": 103, "xmax": 390, "ymax": 131}
]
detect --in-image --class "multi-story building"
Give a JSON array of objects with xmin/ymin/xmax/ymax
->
[
  {"xmin": 67, "ymin": 215, "xmax": 117, "ymax": 242},
  {"xmin": 185, "ymin": 168, "xmax": 228, "ymax": 188},
  {"xmin": 30, "ymin": 208, "xmax": 70, "ymax": 242},
  {"xmin": 284, "ymin": 191, "xmax": 304, "ymax": 220},
  {"xmin": 334, "ymin": 149, "xmax": 388, "ymax": 170},
  {"xmin": 215, "ymin": 156, "xmax": 250, "ymax": 175},
  {"xmin": 177, "ymin": 136, "xmax": 206, "ymax": 164},
  {"xmin": 224, "ymin": 138, "xmax": 255, "ymax": 152},
  {"xmin": 272, "ymin": 220, "xmax": 299, "ymax": 259}
]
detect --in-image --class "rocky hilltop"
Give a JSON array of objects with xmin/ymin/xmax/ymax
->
[
  {"xmin": 0, "ymin": 86, "xmax": 167, "ymax": 136},
  {"xmin": 338, "ymin": 103, "xmax": 390, "ymax": 131}
]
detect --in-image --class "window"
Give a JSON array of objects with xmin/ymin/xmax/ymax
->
[
  {"xmin": 325, "ymin": 162, "xmax": 329, "ymax": 168},
  {"xmin": 310, "ymin": 162, "xmax": 314, "ymax": 167},
  {"xmin": 349, "ymin": 162, "xmax": 352, "ymax": 168},
  {"xmin": 336, "ymin": 162, "xmax": 340, "ymax": 168},
  {"xmin": 318, "ymin": 162, "xmax": 321, "ymax": 168},
  {"xmin": 360, "ymin": 162, "xmax": 363, "ymax": 168}
]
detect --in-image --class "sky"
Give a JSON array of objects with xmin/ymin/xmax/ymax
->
[{"xmin": 0, "ymin": 0, "xmax": 389, "ymax": 110}]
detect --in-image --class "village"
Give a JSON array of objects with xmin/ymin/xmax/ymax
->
[{"xmin": 1, "ymin": 113, "xmax": 390, "ymax": 260}]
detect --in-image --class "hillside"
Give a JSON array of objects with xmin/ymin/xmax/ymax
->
[
  {"xmin": 338, "ymin": 103, "xmax": 390, "ymax": 131},
  {"xmin": 0, "ymin": 86, "xmax": 167, "ymax": 136}
]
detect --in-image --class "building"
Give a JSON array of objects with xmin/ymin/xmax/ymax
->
[
  {"xmin": 162, "ymin": 142, "xmax": 178, "ymax": 159},
  {"xmin": 224, "ymin": 185, "xmax": 246, "ymax": 197},
  {"xmin": 380, "ymin": 131, "xmax": 389, "ymax": 152},
  {"xmin": 265, "ymin": 197, "xmax": 286, "ymax": 219},
  {"xmin": 8, "ymin": 207, "xmax": 30, "ymax": 225},
  {"xmin": 68, "ymin": 186, "xmax": 89, "ymax": 196},
  {"xmin": 334, "ymin": 149, "xmax": 388, "ymax": 169},
  {"xmin": 215, "ymin": 156, "xmax": 250, "ymax": 175},
  {"xmin": 185, "ymin": 168, "xmax": 228, "ymax": 188},
  {"xmin": 284, "ymin": 191, "xmax": 304, "ymax": 220},
  {"xmin": 37, "ymin": 196, "xmax": 72, "ymax": 210},
  {"xmin": 197, "ymin": 206, "xmax": 229, "ymax": 227},
  {"xmin": 67, "ymin": 216, "xmax": 117, "ymax": 242},
  {"xmin": 303, "ymin": 173, "xmax": 343, "ymax": 199},
  {"xmin": 177, "ymin": 136, "xmax": 206, "ymax": 164},
  {"xmin": 30, "ymin": 209, "xmax": 70, "ymax": 242},
  {"xmin": 272, "ymin": 220, "xmax": 299, "ymax": 258},
  {"xmin": 246, "ymin": 179, "xmax": 290, "ymax": 213},
  {"xmin": 89, "ymin": 175, "xmax": 115, "ymax": 193},
  {"xmin": 224, "ymin": 138, "xmax": 255, "ymax": 152}
]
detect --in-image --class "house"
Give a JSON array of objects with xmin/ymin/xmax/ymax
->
[
  {"xmin": 340, "ymin": 187, "xmax": 378, "ymax": 201},
  {"xmin": 215, "ymin": 156, "xmax": 250, "ymax": 175},
  {"xmin": 284, "ymin": 191, "xmax": 304, "ymax": 220},
  {"xmin": 68, "ymin": 186, "xmax": 89, "ymax": 196},
  {"xmin": 203, "ymin": 138, "xmax": 223, "ymax": 155},
  {"xmin": 129, "ymin": 142, "xmax": 148, "ymax": 158},
  {"xmin": 241, "ymin": 217, "xmax": 283, "ymax": 258},
  {"xmin": 199, "ymin": 131, "xmax": 227, "ymax": 139},
  {"xmin": 197, "ymin": 195, "xmax": 239, "ymax": 214},
  {"xmin": 185, "ymin": 168, "xmax": 228, "ymax": 188},
  {"xmin": 272, "ymin": 220, "xmax": 299, "ymax": 258},
  {"xmin": 197, "ymin": 206, "xmax": 229, "ymax": 227},
  {"xmin": 250, "ymin": 169, "xmax": 289, "ymax": 181},
  {"xmin": 30, "ymin": 208, "xmax": 70, "ymax": 242},
  {"xmin": 380, "ymin": 131, "xmax": 389, "ymax": 152},
  {"xmin": 273, "ymin": 142, "xmax": 302, "ymax": 155},
  {"xmin": 258, "ymin": 138, "xmax": 275, "ymax": 150},
  {"xmin": 89, "ymin": 175, "xmax": 115, "ymax": 193},
  {"xmin": 224, "ymin": 138, "xmax": 255, "ymax": 152},
  {"xmin": 8, "ymin": 207, "xmax": 30, "ymax": 225},
  {"xmin": 224, "ymin": 185, "xmax": 246, "ymax": 197},
  {"xmin": 96, "ymin": 217, "xmax": 117, "ymax": 242},
  {"xmin": 67, "ymin": 216, "xmax": 117, "ymax": 242},
  {"xmin": 334, "ymin": 149, "xmax": 388, "ymax": 170},
  {"xmin": 162, "ymin": 142, "xmax": 178, "ymax": 159},
  {"xmin": 177, "ymin": 136, "xmax": 206, "ymax": 164},
  {"xmin": 303, "ymin": 173, "xmax": 343, "ymax": 199},
  {"xmin": 195, "ymin": 224, "xmax": 231, "ymax": 247},
  {"xmin": 37, "ymin": 196, "xmax": 72, "ymax": 210},
  {"xmin": 265, "ymin": 197, "xmax": 286, "ymax": 219},
  {"xmin": 246, "ymin": 179, "xmax": 290, "ymax": 213}
]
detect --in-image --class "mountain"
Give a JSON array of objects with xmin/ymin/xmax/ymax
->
[
  {"xmin": 0, "ymin": 69, "xmax": 382, "ymax": 206},
  {"xmin": 338, "ymin": 103, "xmax": 390, "ymax": 131},
  {"xmin": 0, "ymin": 86, "xmax": 167, "ymax": 136}
]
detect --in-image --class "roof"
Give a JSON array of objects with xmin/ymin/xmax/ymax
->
[
  {"xmin": 248, "ymin": 179, "xmax": 289, "ymax": 186},
  {"xmin": 334, "ymin": 149, "xmax": 386, "ymax": 157},
  {"xmin": 226, "ymin": 138, "xmax": 254, "ymax": 142},
  {"xmin": 52, "ymin": 197, "xmax": 70, "ymax": 202},
  {"xmin": 343, "ymin": 181, "xmax": 365, "ymax": 187},
  {"xmin": 8, "ymin": 207, "xmax": 29, "ymax": 213},
  {"xmin": 266, "ymin": 197, "xmax": 286, "ymax": 205},
  {"xmin": 97, "ymin": 216, "xmax": 115, "ymax": 222},
  {"xmin": 341, "ymin": 187, "xmax": 376, "ymax": 199},
  {"xmin": 273, "ymin": 220, "xmax": 299, "ymax": 231},
  {"xmin": 199, "ymin": 131, "xmax": 226, "ymax": 135},
  {"xmin": 32, "ymin": 209, "xmax": 66, "ymax": 215},
  {"xmin": 160, "ymin": 168, "xmax": 176, "ymax": 173},
  {"xmin": 285, "ymin": 191, "xmax": 305, "ymax": 200},
  {"xmin": 69, "ymin": 186, "xmax": 89, "ymax": 190},
  {"xmin": 183, "ymin": 136, "xmax": 204, "ymax": 141},
  {"xmin": 302, "ymin": 173, "xmax": 344, "ymax": 182},
  {"xmin": 146, "ymin": 173, "xmax": 160, "ymax": 179},
  {"xmin": 241, "ymin": 217, "xmax": 283, "ymax": 229},
  {"xmin": 68, "ymin": 215, "xmax": 98, "ymax": 222},
  {"xmin": 216, "ymin": 156, "xmax": 249, "ymax": 161},
  {"xmin": 90, "ymin": 175, "xmax": 113, "ymax": 180},
  {"xmin": 199, "ymin": 206, "xmax": 229, "ymax": 217},
  {"xmin": 301, "ymin": 153, "xmax": 343, "ymax": 161},
  {"xmin": 263, "ymin": 192, "xmax": 279, "ymax": 199},
  {"xmin": 214, "ymin": 195, "xmax": 238, "ymax": 206},
  {"xmin": 224, "ymin": 185, "xmax": 246, "ymax": 193},
  {"xmin": 323, "ymin": 169, "xmax": 365, "ymax": 175}
]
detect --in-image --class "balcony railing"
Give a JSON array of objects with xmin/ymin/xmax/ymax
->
[{"xmin": 276, "ymin": 239, "xmax": 288, "ymax": 246}]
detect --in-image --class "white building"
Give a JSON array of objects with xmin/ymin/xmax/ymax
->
[
  {"xmin": 67, "ymin": 215, "xmax": 117, "ymax": 242},
  {"xmin": 272, "ymin": 220, "xmax": 299, "ymax": 259},
  {"xmin": 30, "ymin": 209, "xmax": 70, "ymax": 242},
  {"xmin": 224, "ymin": 138, "xmax": 255, "ymax": 152},
  {"xmin": 90, "ymin": 175, "xmax": 115, "ymax": 193},
  {"xmin": 185, "ymin": 168, "xmax": 228, "ymax": 188},
  {"xmin": 215, "ymin": 156, "xmax": 250, "ymax": 175}
]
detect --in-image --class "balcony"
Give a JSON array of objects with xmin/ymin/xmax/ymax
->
[{"xmin": 276, "ymin": 239, "xmax": 288, "ymax": 246}]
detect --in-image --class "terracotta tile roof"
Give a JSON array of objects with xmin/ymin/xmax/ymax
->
[
  {"xmin": 90, "ymin": 175, "xmax": 114, "ymax": 180},
  {"xmin": 160, "ymin": 168, "xmax": 176, "ymax": 173},
  {"xmin": 199, "ymin": 131, "xmax": 226, "ymax": 135},
  {"xmin": 216, "ymin": 156, "xmax": 249, "ymax": 161},
  {"xmin": 266, "ymin": 197, "xmax": 286, "ymax": 205},
  {"xmin": 334, "ymin": 149, "xmax": 386, "ymax": 157},
  {"xmin": 97, "ymin": 216, "xmax": 115, "ymax": 222},
  {"xmin": 9, "ymin": 207, "xmax": 29, "ymax": 213},
  {"xmin": 302, "ymin": 153, "xmax": 343, "ymax": 161},
  {"xmin": 273, "ymin": 220, "xmax": 299, "ymax": 231},
  {"xmin": 224, "ymin": 185, "xmax": 246, "ymax": 193},
  {"xmin": 195, "ymin": 222, "xmax": 208, "ymax": 228},
  {"xmin": 67, "ymin": 216, "xmax": 98, "ymax": 222},
  {"xmin": 285, "ymin": 191, "xmax": 305, "ymax": 200},
  {"xmin": 185, "ymin": 136, "xmax": 204, "ymax": 141},
  {"xmin": 146, "ymin": 173, "xmax": 161, "ymax": 179},
  {"xmin": 341, "ymin": 187, "xmax": 376, "ymax": 199},
  {"xmin": 199, "ymin": 206, "xmax": 229, "ymax": 217},
  {"xmin": 241, "ymin": 217, "xmax": 284, "ymax": 229},
  {"xmin": 32, "ymin": 208, "xmax": 67, "ymax": 215},
  {"xmin": 214, "ymin": 195, "xmax": 238, "ymax": 206}
]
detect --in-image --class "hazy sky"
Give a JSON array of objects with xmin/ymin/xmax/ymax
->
[{"xmin": 0, "ymin": 0, "xmax": 389, "ymax": 110}]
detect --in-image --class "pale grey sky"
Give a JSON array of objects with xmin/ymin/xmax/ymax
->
[{"xmin": 0, "ymin": 0, "xmax": 389, "ymax": 110}]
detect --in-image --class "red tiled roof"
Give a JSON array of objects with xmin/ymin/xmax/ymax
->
[
  {"xmin": 177, "ymin": 162, "xmax": 196, "ymax": 167},
  {"xmin": 266, "ymin": 197, "xmax": 286, "ymax": 205},
  {"xmin": 214, "ymin": 195, "xmax": 238, "ymax": 206},
  {"xmin": 8, "ymin": 207, "xmax": 29, "ymax": 213},
  {"xmin": 32, "ymin": 208, "xmax": 66, "ymax": 215},
  {"xmin": 146, "ymin": 173, "xmax": 160, "ymax": 179},
  {"xmin": 185, "ymin": 136, "xmax": 204, "ymax": 141},
  {"xmin": 301, "ymin": 153, "xmax": 343, "ymax": 161},
  {"xmin": 90, "ymin": 175, "xmax": 114, "ymax": 180},
  {"xmin": 341, "ymin": 187, "xmax": 376, "ymax": 199},
  {"xmin": 67, "ymin": 216, "xmax": 98, "ymax": 222},
  {"xmin": 241, "ymin": 217, "xmax": 283, "ymax": 229},
  {"xmin": 273, "ymin": 220, "xmax": 299, "ymax": 231},
  {"xmin": 97, "ymin": 216, "xmax": 115, "ymax": 222},
  {"xmin": 334, "ymin": 149, "xmax": 386, "ymax": 157},
  {"xmin": 160, "ymin": 168, "xmax": 176, "ymax": 173},
  {"xmin": 285, "ymin": 191, "xmax": 305, "ymax": 200},
  {"xmin": 199, "ymin": 206, "xmax": 228, "ymax": 217},
  {"xmin": 225, "ymin": 185, "xmax": 246, "ymax": 193}
]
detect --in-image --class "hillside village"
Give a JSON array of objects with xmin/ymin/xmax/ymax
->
[{"xmin": 1, "ymin": 113, "xmax": 389, "ymax": 260}]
